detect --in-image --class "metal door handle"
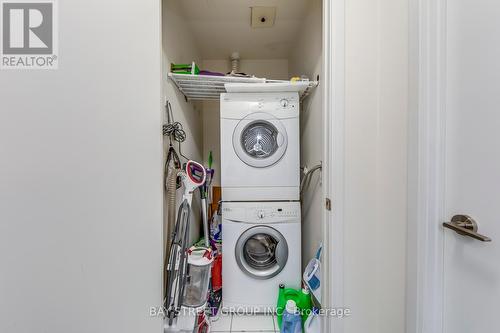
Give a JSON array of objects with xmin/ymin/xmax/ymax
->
[{"xmin": 443, "ymin": 215, "xmax": 492, "ymax": 242}]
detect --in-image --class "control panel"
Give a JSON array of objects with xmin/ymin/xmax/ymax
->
[
  {"xmin": 275, "ymin": 95, "xmax": 297, "ymax": 111},
  {"xmin": 249, "ymin": 94, "xmax": 298, "ymax": 112},
  {"xmin": 221, "ymin": 92, "xmax": 300, "ymax": 119},
  {"xmin": 222, "ymin": 202, "xmax": 301, "ymax": 223},
  {"xmin": 251, "ymin": 206, "xmax": 299, "ymax": 220}
]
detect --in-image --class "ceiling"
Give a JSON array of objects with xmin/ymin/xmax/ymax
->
[{"xmin": 177, "ymin": 0, "xmax": 312, "ymax": 60}]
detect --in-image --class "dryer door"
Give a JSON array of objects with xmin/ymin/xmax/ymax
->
[
  {"xmin": 235, "ymin": 226, "xmax": 289, "ymax": 280},
  {"xmin": 232, "ymin": 112, "xmax": 288, "ymax": 168}
]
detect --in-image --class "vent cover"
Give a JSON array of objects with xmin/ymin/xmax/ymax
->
[{"xmin": 251, "ymin": 7, "xmax": 276, "ymax": 28}]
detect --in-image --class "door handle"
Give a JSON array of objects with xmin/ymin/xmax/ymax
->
[{"xmin": 443, "ymin": 215, "xmax": 492, "ymax": 242}]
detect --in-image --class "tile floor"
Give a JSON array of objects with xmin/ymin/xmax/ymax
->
[{"xmin": 211, "ymin": 313, "xmax": 280, "ymax": 332}]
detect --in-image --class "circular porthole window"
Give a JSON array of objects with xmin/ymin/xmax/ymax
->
[
  {"xmin": 240, "ymin": 121, "xmax": 279, "ymax": 159},
  {"xmin": 235, "ymin": 226, "xmax": 288, "ymax": 279},
  {"xmin": 232, "ymin": 113, "xmax": 288, "ymax": 168}
]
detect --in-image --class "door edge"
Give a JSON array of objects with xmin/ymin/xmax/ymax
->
[
  {"xmin": 407, "ymin": 0, "xmax": 447, "ymax": 332},
  {"xmin": 323, "ymin": 0, "xmax": 346, "ymax": 332}
]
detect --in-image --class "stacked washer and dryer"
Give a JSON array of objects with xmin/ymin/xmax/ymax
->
[{"xmin": 220, "ymin": 92, "xmax": 302, "ymax": 312}]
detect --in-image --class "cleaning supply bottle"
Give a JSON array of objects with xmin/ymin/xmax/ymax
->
[
  {"xmin": 277, "ymin": 284, "xmax": 286, "ymax": 317},
  {"xmin": 277, "ymin": 284, "xmax": 313, "ymax": 328},
  {"xmin": 298, "ymin": 288, "xmax": 312, "ymax": 323},
  {"xmin": 276, "ymin": 283, "xmax": 286, "ymax": 315},
  {"xmin": 277, "ymin": 284, "xmax": 293, "ymax": 327},
  {"xmin": 281, "ymin": 300, "xmax": 302, "ymax": 333},
  {"xmin": 304, "ymin": 307, "xmax": 320, "ymax": 333}
]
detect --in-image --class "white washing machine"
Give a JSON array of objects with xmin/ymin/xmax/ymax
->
[
  {"xmin": 220, "ymin": 92, "xmax": 300, "ymax": 201},
  {"xmin": 222, "ymin": 201, "xmax": 301, "ymax": 312}
]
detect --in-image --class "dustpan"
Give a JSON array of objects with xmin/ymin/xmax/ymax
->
[{"xmin": 303, "ymin": 243, "xmax": 322, "ymax": 304}]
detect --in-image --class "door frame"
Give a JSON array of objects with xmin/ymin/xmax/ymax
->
[
  {"xmin": 160, "ymin": 0, "xmax": 345, "ymax": 331},
  {"xmin": 323, "ymin": 0, "xmax": 346, "ymax": 332},
  {"xmin": 407, "ymin": 0, "xmax": 447, "ymax": 332}
]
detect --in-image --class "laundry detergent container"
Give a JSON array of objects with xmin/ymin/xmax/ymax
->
[
  {"xmin": 182, "ymin": 247, "xmax": 213, "ymax": 309},
  {"xmin": 276, "ymin": 284, "xmax": 312, "ymax": 328}
]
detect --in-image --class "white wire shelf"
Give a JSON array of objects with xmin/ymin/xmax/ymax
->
[{"xmin": 168, "ymin": 73, "xmax": 318, "ymax": 101}]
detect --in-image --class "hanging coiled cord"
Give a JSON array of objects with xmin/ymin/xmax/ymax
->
[
  {"xmin": 300, "ymin": 163, "xmax": 322, "ymax": 195},
  {"xmin": 163, "ymin": 101, "xmax": 186, "ymax": 144}
]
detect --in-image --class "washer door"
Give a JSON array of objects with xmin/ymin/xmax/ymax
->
[
  {"xmin": 235, "ymin": 226, "xmax": 289, "ymax": 280},
  {"xmin": 232, "ymin": 112, "xmax": 288, "ymax": 168}
]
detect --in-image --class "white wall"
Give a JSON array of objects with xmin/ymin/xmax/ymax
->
[
  {"xmin": 0, "ymin": 0, "xmax": 163, "ymax": 332},
  {"xmin": 288, "ymin": 0, "xmax": 324, "ymax": 269},
  {"xmin": 201, "ymin": 59, "xmax": 289, "ymax": 186},
  {"xmin": 162, "ymin": 0, "xmax": 204, "ymax": 243},
  {"xmin": 343, "ymin": 0, "xmax": 408, "ymax": 331}
]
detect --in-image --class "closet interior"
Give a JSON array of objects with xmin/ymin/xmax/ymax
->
[{"xmin": 162, "ymin": 1, "xmax": 324, "ymax": 332}]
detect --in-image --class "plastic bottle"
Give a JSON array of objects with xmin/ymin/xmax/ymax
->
[
  {"xmin": 304, "ymin": 307, "xmax": 320, "ymax": 333},
  {"xmin": 298, "ymin": 288, "xmax": 312, "ymax": 323},
  {"xmin": 277, "ymin": 285, "xmax": 313, "ymax": 328},
  {"xmin": 280, "ymin": 300, "xmax": 302, "ymax": 333},
  {"xmin": 277, "ymin": 284, "xmax": 286, "ymax": 319}
]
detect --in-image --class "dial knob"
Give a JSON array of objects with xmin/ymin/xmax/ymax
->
[
  {"xmin": 280, "ymin": 98, "xmax": 289, "ymax": 108},
  {"xmin": 257, "ymin": 210, "xmax": 266, "ymax": 219}
]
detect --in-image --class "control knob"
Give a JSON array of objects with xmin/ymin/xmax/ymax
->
[{"xmin": 280, "ymin": 98, "xmax": 289, "ymax": 108}]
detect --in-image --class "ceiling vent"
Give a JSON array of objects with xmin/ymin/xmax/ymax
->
[{"xmin": 251, "ymin": 6, "xmax": 276, "ymax": 28}]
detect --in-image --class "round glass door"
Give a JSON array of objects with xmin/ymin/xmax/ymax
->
[
  {"xmin": 235, "ymin": 226, "xmax": 288, "ymax": 279},
  {"xmin": 240, "ymin": 121, "xmax": 279, "ymax": 159},
  {"xmin": 233, "ymin": 113, "xmax": 288, "ymax": 168}
]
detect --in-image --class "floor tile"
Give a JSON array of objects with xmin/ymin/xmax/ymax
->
[
  {"xmin": 211, "ymin": 313, "xmax": 232, "ymax": 332},
  {"xmin": 231, "ymin": 314, "xmax": 275, "ymax": 332}
]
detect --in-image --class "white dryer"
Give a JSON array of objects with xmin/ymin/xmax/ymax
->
[
  {"xmin": 222, "ymin": 201, "xmax": 301, "ymax": 312},
  {"xmin": 220, "ymin": 92, "xmax": 300, "ymax": 201}
]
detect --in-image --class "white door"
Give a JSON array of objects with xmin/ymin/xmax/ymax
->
[{"xmin": 442, "ymin": 0, "xmax": 500, "ymax": 332}]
